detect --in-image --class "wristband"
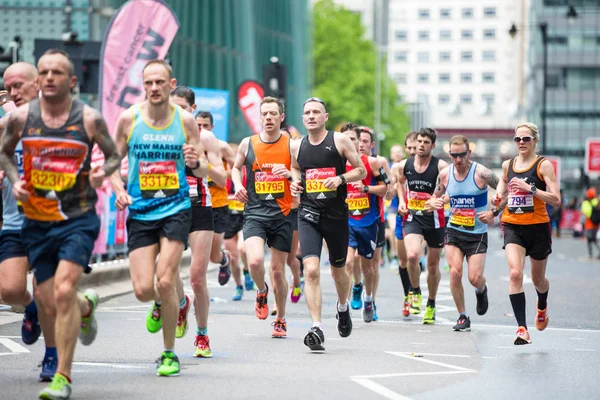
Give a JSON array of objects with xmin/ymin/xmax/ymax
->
[
  {"xmin": 340, "ymin": 175, "xmax": 346, "ymax": 185},
  {"xmin": 192, "ymin": 160, "xmax": 201, "ymax": 170},
  {"xmin": 208, "ymin": 163, "xmax": 212, "ymax": 171},
  {"xmin": 492, "ymin": 208, "xmax": 501, "ymax": 217}
]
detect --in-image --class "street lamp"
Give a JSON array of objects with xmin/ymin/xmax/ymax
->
[{"xmin": 509, "ymin": 5, "xmax": 578, "ymax": 155}]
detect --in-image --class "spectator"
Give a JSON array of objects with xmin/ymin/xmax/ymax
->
[
  {"xmin": 551, "ymin": 189, "xmax": 564, "ymax": 238},
  {"xmin": 580, "ymin": 188, "xmax": 600, "ymax": 259}
]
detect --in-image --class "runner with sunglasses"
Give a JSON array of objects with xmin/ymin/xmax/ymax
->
[{"xmin": 493, "ymin": 122, "xmax": 561, "ymax": 345}]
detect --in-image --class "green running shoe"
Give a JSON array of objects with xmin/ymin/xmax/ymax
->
[
  {"xmin": 423, "ymin": 305, "xmax": 436, "ymax": 325},
  {"xmin": 79, "ymin": 289, "xmax": 99, "ymax": 346},
  {"xmin": 146, "ymin": 301, "xmax": 162, "ymax": 334},
  {"xmin": 156, "ymin": 352, "xmax": 180, "ymax": 376},
  {"xmin": 39, "ymin": 372, "xmax": 72, "ymax": 399},
  {"xmin": 410, "ymin": 293, "xmax": 422, "ymax": 315}
]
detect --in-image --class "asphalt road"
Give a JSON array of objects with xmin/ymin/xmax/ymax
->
[{"xmin": 1, "ymin": 227, "xmax": 598, "ymax": 399}]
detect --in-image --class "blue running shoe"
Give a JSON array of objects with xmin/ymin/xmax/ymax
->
[
  {"xmin": 373, "ymin": 303, "xmax": 379, "ymax": 321},
  {"xmin": 351, "ymin": 283, "xmax": 363, "ymax": 310},
  {"xmin": 232, "ymin": 285, "xmax": 243, "ymax": 301},
  {"xmin": 39, "ymin": 356, "xmax": 57, "ymax": 382},
  {"xmin": 244, "ymin": 272, "xmax": 255, "ymax": 291},
  {"xmin": 21, "ymin": 309, "xmax": 41, "ymax": 345}
]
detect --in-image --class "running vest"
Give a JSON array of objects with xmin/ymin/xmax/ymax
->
[
  {"xmin": 127, "ymin": 104, "xmax": 190, "ymax": 221},
  {"xmin": 501, "ymin": 156, "xmax": 549, "ymax": 225},
  {"xmin": 346, "ymin": 154, "xmax": 379, "ymax": 227},
  {"xmin": 446, "ymin": 162, "xmax": 488, "ymax": 234},
  {"xmin": 404, "ymin": 156, "xmax": 445, "ymax": 229},
  {"xmin": 208, "ymin": 160, "xmax": 228, "ymax": 208},
  {"xmin": 1, "ymin": 112, "xmax": 24, "ymax": 230},
  {"xmin": 244, "ymin": 133, "xmax": 293, "ymax": 218},
  {"xmin": 298, "ymin": 131, "xmax": 347, "ymax": 219},
  {"xmin": 20, "ymin": 99, "xmax": 96, "ymax": 221},
  {"xmin": 186, "ymin": 130, "xmax": 210, "ymax": 207}
]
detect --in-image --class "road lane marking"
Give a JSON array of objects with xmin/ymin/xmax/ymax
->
[
  {"xmin": 574, "ymin": 349, "xmax": 595, "ymax": 352},
  {"xmin": 0, "ymin": 338, "xmax": 30, "ymax": 353},
  {"xmin": 352, "ymin": 370, "xmax": 477, "ymax": 380},
  {"xmin": 73, "ymin": 362, "xmax": 149, "ymax": 369},
  {"xmin": 386, "ymin": 352, "xmax": 475, "ymax": 372},
  {"xmin": 351, "ymin": 378, "xmax": 412, "ymax": 400},
  {"xmin": 388, "ymin": 352, "xmax": 470, "ymax": 358}
]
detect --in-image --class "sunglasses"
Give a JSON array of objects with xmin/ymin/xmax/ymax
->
[
  {"xmin": 449, "ymin": 151, "xmax": 468, "ymax": 159},
  {"xmin": 513, "ymin": 136, "xmax": 534, "ymax": 143}
]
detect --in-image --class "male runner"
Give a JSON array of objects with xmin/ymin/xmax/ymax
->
[
  {"xmin": 0, "ymin": 49, "xmax": 122, "ymax": 399},
  {"xmin": 232, "ymin": 96, "xmax": 294, "ymax": 338},
  {"xmin": 425, "ymin": 135, "xmax": 496, "ymax": 331},
  {"xmin": 169, "ymin": 87, "xmax": 226, "ymax": 357},
  {"xmin": 341, "ymin": 124, "xmax": 387, "ymax": 323},
  {"xmin": 0, "ymin": 62, "xmax": 57, "ymax": 382},
  {"xmin": 290, "ymin": 97, "xmax": 366, "ymax": 351},
  {"xmin": 494, "ymin": 122, "xmax": 560, "ymax": 344},
  {"xmin": 111, "ymin": 60, "xmax": 208, "ymax": 375},
  {"xmin": 397, "ymin": 127, "xmax": 448, "ymax": 324}
]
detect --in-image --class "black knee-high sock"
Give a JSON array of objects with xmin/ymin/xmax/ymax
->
[
  {"xmin": 536, "ymin": 288, "xmax": 548, "ymax": 310},
  {"xmin": 399, "ymin": 267, "xmax": 411, "ymax": 296},
  {"xmin": 509, "ymin": 292, "xmax": 527, "ymax": 328}
]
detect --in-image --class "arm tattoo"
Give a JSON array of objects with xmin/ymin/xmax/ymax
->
[
  {"xmin": 94, "ymin": 112, "xmax": 122, "ymax": 176},
  {"xmin": 496, "ymin": 197, "xmax": 508, "ymax": 212},
  {"xmin": 434, "ymin": 175, "xmax": 446, "ymax": 196},
  {"xmin": 0, "ymin": 114, "xmax": 24, "ymax": 184},
  {"xmin": 480, "ymin": 168, "xmax": 499, "ymax": 189}
]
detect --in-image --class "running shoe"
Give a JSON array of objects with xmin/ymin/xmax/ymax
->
[
  {"xmin": 22, "ymin": 305, "xmax": 41, "ymax": 345},
  {"xmin": 373, "ymin": 303, "xmax": 379, "ymax": 321},
  {"xmin": 79, "ymin": 289, "xmax": 99, "ymax": 346},
  {"xmin": 146, "ymin": 301, "xmax": 162, "ymax": 333},
  {"xmin": 175, "ymin": 294, "xmax": 191, "ymax": 339},
  {"xmin": 232, "ymin": 285, "xmax": 244, "ymax": 301},
  {"xmin": 336, "ymin": 303, "xmax": 353, "ymax": 337},
  {"xmin": 303, "ymin": 326, "xmax": 325, "ymax": 351},
  {"xmin": 350, "ymin": 283, "xmax": 363, "ymax": 310},
  {"xmin": 362, "ymin": 300, "xmax": 374, "ymax": 323},
  {"xmin": 423, "ymin": 305, "xmax": 436, "ymax": 324},
  {"xmin": 476, "ymin": 285, "xmax": 489, "ymax": 316},
  {"xmin": 535, "ymin": 302, "xmax": 549, "ymax": 331},
  {"xmin": 514, "ymin": 326, "xmax": 531, "ymax": 345},
  {"xmin": 193, "ymin": 334, "xmax": 213, "ymax": 358},
  {"xmin": 39, "ymin": 372, "xmax": 71, "ymax": 400},
  {"xmin": 218, "ymin": 250, "xmax": 232, "ymax": 286},
  {"xmin": 39, "ymin": 356, "xmax": 57, "ymax": 382},
  {"xmin": 156, "ymin": 351, "xmax": 181, "ymax": 376},
  {"xmin": 290, "ymin": 285, "xmax": 302, "ymax": 303},
  {"xmin": 244, "ymin": 272, "xmax": 255, "ymax": 291},
  {"xmin": 272, "ymin": 318, "xmax": 287, "ymax": 338},
  {"xmin": 402, "ymin": 295, "xmax": 411, "ymax": 317},
  {"xmin": 453, "ymin": 315, "xmax": 471, "ymax": 332},
  {"xmin": 410, "ymin": 293, "xmax": 422, "ymax": 315},
  {"xmin": 255, "ymin": 284, "xmax": 269, "ymax": 320}
]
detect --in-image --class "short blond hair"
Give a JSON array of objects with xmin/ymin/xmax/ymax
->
[
  {"xmin": 449, "ymin": 135, "xmax": 469, "ymax": 150},
  {"xmin": 515, "ymin": 122, "xmax": 539, "ymax": 139}
]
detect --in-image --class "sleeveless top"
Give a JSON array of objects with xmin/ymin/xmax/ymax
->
[
  {"xmin": 186, "ymin": 129, "xmax": 210, "ymax": 207},
  {"xmin": 346, "ymin": 153, "xmax": 379, "ymax": 227},
  {"xmin": 501, "ymin": 156, "xmax": 549, "ymax": 225},
  {"xmin": 404, "ymin": 156, "xmax": 445, "ymax": 229},
  {"xmin": 446, "ymin": 162, "xmax": 488, "ymax": 234},
  {"xmin": 126, "ymin": 104, "xmax": 191, "ymax": 221},
  {"xmin": 208, "ymin": 160, "xmax": 229, "ymax": 208},
  {"xmin": 2, "ymin": 111, "xmax": 24, "ymax": 230}
]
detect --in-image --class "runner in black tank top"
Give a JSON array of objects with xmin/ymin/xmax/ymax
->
[{"xmin": 291, "ymin": 97, "xmax": 367, "ymax": 352}]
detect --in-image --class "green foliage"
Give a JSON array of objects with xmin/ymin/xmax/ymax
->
[{"xmin": 311, "ymin": 0, "xmax": 410, "ymax": 157}]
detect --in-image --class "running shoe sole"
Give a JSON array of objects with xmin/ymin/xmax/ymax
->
[
  {"xmin": 514, "ymin": 337, "xmax": 531, "ymax": 345},
  {"xmin": 303, "ymin": 331, "xmax": 325, "ymax": 351}
]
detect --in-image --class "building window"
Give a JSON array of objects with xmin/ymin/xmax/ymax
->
[
  {"xmin": 395, "ymin": 30, "xmax": 407, "ymax": 41},
  {"xmin": 440, "ymin": 8, "xmax": 451, "ymax": 19},
  {"xmin": 393, "ymin": 73, "xmax": 407, "ymax": 84},
  {"xmin": 461, "ymin": 72, "xmax": 473, "ymax": 83},
  {"xmin": 483, "ymin": 29, "xmax": 496, "ymax": 39},
  {"xmin": 417, "ymin": 93, "xmax": 429, "ymax": 104},
  {"xmin": 439, "ymin": 73, "xmax": 451, "ymax": 83},
  {"xmin": 482, "ymin": 72, "xmax": 495, "ymax": 83},
  {"xmin": 418, "ymin": 73, "xmax": 429, "ymax": 83},
  {"xmin": 482, "ymin": 50, "xmax": 496, "ymax": 61},
  {"xmin": 462, "ymin": 8, "xmax": 473, "ymax": 18},
  {"xmin": 440, "ymin": 30, "xmax": 452, "ymax": 40},
  {"xmin": 417, "ymin": 52, "xmax": 429, "ymax": 63},
  {"xmin": 461, "ymin": 51, "xmax": 473, "ymax": 62},
  {"xmin": 438, "ymin": 94, "xmax": 450, "ymax": 104},
  {"xmin": 461, "ymin": 29, "xmax": 473, "ymax": 40},
  {"xmin": 460, "ymin": 94, "xmax": 472, "ymax": 104},
  {"xmin": 394, "ymin": 51, "xmax": 408, "ymax": 62},
  {"xmin": 439, "ymin": 51, "xmax": 451, "ymax": 62},
  {"xmin": 482, "ymin": 93, "xmax": 495, "ymax": 105},
  {"xmin": 418, "ymin": 9, "xmax": 430, "ymax": 19},
  {"xmin": 548, "ymin": 36, "xmax": 568, "ymax": 44},
  {"xmin": 483, "ymin": 7, "xmax": 496, "ymax": 17},
  {"xmin": 418, "ymin": 30, "xmax": 430, "ymax": 41}
]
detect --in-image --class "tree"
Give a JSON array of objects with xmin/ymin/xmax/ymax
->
[{"xmin": 312, "ymin": 0, "xmax": 410, "ymax": 157}]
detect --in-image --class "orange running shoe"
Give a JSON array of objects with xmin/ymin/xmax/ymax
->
[
  {"xmin": 193, "ymin": 334, "xmax": 213, "ymax": 358},
  {"xmin": 402, "ymin": 295, "xmax": 410, "ymax": 317},
  {"xmin": 514, "ymin": 326, "xmax": 531, "ymax": 345},
  {"xmin": 271, "ymin": 318, "xmax": 287, "ymax": 338},
  {"xmin": 535, "ymin": 303, "xmax": 549, "ymax": 331},
  {"xmin": 255, "ymin": 283, "xmax": 269, "ymax": 320}
]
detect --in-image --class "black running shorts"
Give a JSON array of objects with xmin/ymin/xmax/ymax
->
[
  {"xmin": 445, "ymin": 228, "xmax": 488, "ymax": 258},
  {"xmin": 298, "ymin": 213, "xmax": 349, "ymax": 268},
  {"xmin": 212, "ymin": 206, "xmax": 230, "ymax": 234},
  {"xmin": 376, "ymin": 220, "xmax": 386, "ymax": 248},
  {"xmin": 225, "ymin": 213, "xmax": 244, "ymax": 240},
  {"xmin": 502, "ymin": 222, "xmax": 552, "ymax": 260},
  {"xmin": 190, "ymin": 206, "xmax": 214, "ymax": 233},
  {"xmin": 403, "ymin": 219, "xmax": 446, "ymax": 249},
  {"xmin": 127, "ymin": 208, "xmax": 192, "ymax": 254},
  {"xmin": 243, "ymin": 215, "xmax": 293, "ymax": 253}
]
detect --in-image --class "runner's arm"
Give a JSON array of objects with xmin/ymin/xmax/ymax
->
[
  {"xmin": 0, "ymin": 108, "xmax": 26, "ymax": 184},
  {"xmin": 386, "ymin": 162, "xmax": 400, "ymax": 201},
  {"xmin": 87, "ymin": 108, "xmax": 122, "ymax": 177},
  {"xmin": 492, "ymin": 160, "xmax": 510, "ymax": 213},
  {"xmin": 221, "ymin": 142, "xmax": 236, "ymax": 180},
  {"xmin": 366, "ymin": 157, "xmax": 388, "ymax": 197},
  {"xmin": 336, "ymin": 132, "xmax": 366, "ymax": 184},
  {"xmin": 535, "ymin": 159, "xmax": 561, "ymax": 207},
  {"xmin": 396, "ymin": 160, "xmax": 408, "ymax": 213},
  {"xmin": 231, "ymin": 138, "xmax": 248, "ymax": 192},
  {"xmin": 201, "ymin": 131, "xmax": 226, "ymax": 187},
  {"xmin": 183, "ymin": 113, "xmax": 209, "ymax": 178},
  {"xmin": 109, "ymin": 109, "xmax": 133, "ymax": 196},
  {"xmin": 476, "ymin": 164, "xmax": 500, "ymax": 190},
  {"xmin": 425, "ymin": 166, "xmax": 448, "ymax": 211}
]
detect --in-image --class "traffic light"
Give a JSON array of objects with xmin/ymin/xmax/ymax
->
[
  {"xmin": 262, "ymin": 56, "xmax": 287, "ymax": 104},
  {"xmin": 0, "ymin": 36, "xmax": 22, "ymax": 81}
]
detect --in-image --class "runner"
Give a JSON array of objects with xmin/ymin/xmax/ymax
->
[
  {"xmin": 196, "ymin": 111, "xmax": 235, "ymax": 286},
  {"xmin": 341, "ymin": 123, "xmax": 387, "ymax": 323},
  {"xmin": 385, "ymin": 144, "xmax": 404, "ymax": 265},
  {"xmin": 169, "ymin": 87, "xmax": 226, "ymax": 357},
  {"xmin": 580, "ymin": 188, "xmax": 600, "ymax": 260},
  {"xmin": 291, "ymin": 97, "xmax": 367, "ymax": 351},
  {"xmin": 110, "ymin": 59, "xmax": 208, "ymax": 375},
  {"xmin": 494, "ymin": 122, "xmax": 560, "ymax": 345},
  {"xmin": 424, "ymin": 135, "xmax": 496, "ymax": 331},
  {"xmin": 0, "ymin": 62, "xmax": 58, "ymax": 382},
  {"xmin": 0, "ymin": 49, "xmax": 122, "ymax": 399},
  {"xmin": 232, "ymin": 96, "xmax": 294, "ymax": 338},
  {"xmin": 397, "ymin": 127, "xmax": 448, "ymax": 324}
]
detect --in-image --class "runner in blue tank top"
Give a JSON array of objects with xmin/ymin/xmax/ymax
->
[
  {"xmin": 425, "ymin": 135, "xmax": 501, "ymax": 332},
  {"xmin": 110, "ymin": 60, "xmax": 209, "ymax": 377}
]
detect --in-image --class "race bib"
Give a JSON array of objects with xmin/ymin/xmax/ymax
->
[
  {"xmin": 407, "ymin": 191, "xmax": 431, "ymax": 212},
  {"xmin": 139, "ymin": 161, "xmax": 180, "ymax": 199},
  {"xmin": 508, "ymin": 188, "xmax": 534, "ymax": 214},
  {"xmin": 254, "ymin": 171, "xmax": 285, "ymax": 200},
  {"xmin": 450, "ymin": 208, "xmax": 476, "ymax": 230},
  {"xmin": 228, "ymin": 194, "xmax": 245, "ymax": 213},
  {"xmin": 187, "ymin": 175, "xmax": 198, "ymax": 198},
  {"xmin": 31, "ymin": 156, "xmax": 79, "ymax": 192},
  {"xmin": 346, "ymin": 185, "xmax": 370, "ymax": 216},
  {"xmin": 305, "ymin": 167, "xmax": 336, "ymax": 200}
]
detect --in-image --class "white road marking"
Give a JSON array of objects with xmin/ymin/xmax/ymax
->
[
  {"xmin": 410, "ymin": 343, "xmax": 426, "ymax": 345},
  {"xmin": 376, "ymin": 320, "xmax": 600, "ymax": 334},
  {"xmin": 571, "ymin": 338, "xmax": 585, "ymax": 340},
  {"xmin": 481, "ymin": 356, "xmax": 497, "ymax": 359},
  {"xmin": 352, "ymin": 370, "xmax": 477, "ymax": 380},
  {"xmin": 0, "ymin": 352, "xmax": 20, "ymax": 357},
  {"xmin": 574, "ymin": 349, "xmax": 595, "ymax": 352},
  {"xmin": 386, "ymin": 352, "xmax": 475, "ymax": 372},
  {"xmin": 126, "ymin": 318, "xmax": 141, "ymax": 321},
  {"xmin": 351, "ymin": 378, "xmax": 413, "ymax": 400},
  {"xmin": 0, "ymin": 338, "xmax": 30, "ymax": 353},
  {"xmin": 73, "ymin": 362, "xmax": 149, "ymax": 369},
  {"xmin": 243, "ymin": 333, "xmax": 258, "ymax": 336},
  {"xmin": 497, "ymin": 346, "xmax": 513, "ymax": 349},
  {"xmin": 417, "ymin": 330, "xmax": 431, "ymax": 333},
  {"xmin": 389, "ymin": 352, "xmax": 470, "ymax": 358}
]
